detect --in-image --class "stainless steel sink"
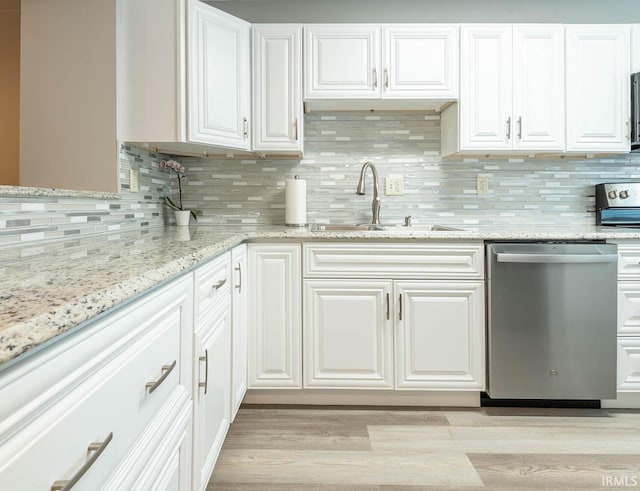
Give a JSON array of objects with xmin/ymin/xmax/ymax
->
[
  {"xmin": 311, "ymin": 224, "xmax": 386, "ymax": 231},
  {"xmin": 311, "ymin": 223, "xmax": 465, "ymax": 232}
]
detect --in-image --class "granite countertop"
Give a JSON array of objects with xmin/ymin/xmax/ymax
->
[{"xmin": 2, "ymin": 223, "xmax": 639, "ymax": 369}]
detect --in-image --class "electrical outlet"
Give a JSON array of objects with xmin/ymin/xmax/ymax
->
[
  {"xmin": 130, "ymin": 169, "xmax": 139, "ymax": 193},
  {"xmin": 386, "ymin": 175, "xmax": 404, "ymax": 196},
  {"xmin": 477, "ymin": 175, "xmax": 489, "ymax": 195}
]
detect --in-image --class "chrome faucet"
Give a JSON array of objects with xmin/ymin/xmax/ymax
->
[{"xmin": 356, "ymin": 161, "xmax": 381, "ymax": 225}]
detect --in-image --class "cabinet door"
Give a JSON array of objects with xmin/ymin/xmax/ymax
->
[
  {"xmin": 617, "ymin": 338, "xmax": 640, "ymax": 391},
  {"xmin": 231, "ymin": 244, "xmax": 247, "ymax": 421},
  {"xmin": 566, "ymin": 25, "xmax": 630, "ymax": 152},
  {"xmin": 304, "ymin": 24, "xmax": 380, "ymax": 99},
  {"xmin": 395, "ymin": 281, "xmax": 485, "ymax": 390},
  {"xmin": 188, "ymin": 0, "xmax": 250, "ymax": 149},
  {"xmin": 252, "ymin": 24, "xmax": 303, "ymax": 153},
  {"xmin": 248, "ymin": 244, "xmax": 302, "ymax": 388},
  {"xmin": 303, "ymin": 279, "xmax": 394, "ymax": 388},
  {"xmin": 382, "ymin": 25, "xmax": 459, "ymax": 99},
  {"xmin": 512, "ymin": 25, "xmax": 565, "ymax": 151},
  {"xmin": 459, "ymin": 25, "xmax": 513, "ymax": 150},
  {"xmin": 193, "ymin": 303, "xmax": 231, "ymax": 491}
]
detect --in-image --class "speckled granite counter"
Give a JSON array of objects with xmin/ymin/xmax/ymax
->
[{"xmin": 2, "ymin": 223, "xmax": 640, "ymax": 368}]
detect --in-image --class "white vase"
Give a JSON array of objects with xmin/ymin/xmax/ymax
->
[{"xmin": 174, "ymin": 209, "xmax": 191, "ymax": 226}]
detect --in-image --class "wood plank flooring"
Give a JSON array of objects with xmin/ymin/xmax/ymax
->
[{"xmin": 208, "ymin": 406, "xmax": 640, "ymax": 490}]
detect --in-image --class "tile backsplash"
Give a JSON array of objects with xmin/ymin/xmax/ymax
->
[
  {"xmin": 0, "ymin": 145, "xmax": 171, "ymax": 249},
  {"xmin": 179, "ymin": 111, "xmax": 640, "ymax": 227},
  {"xmin": 2, "ymin": 111, "xmax": 640, "ymax": 250}
]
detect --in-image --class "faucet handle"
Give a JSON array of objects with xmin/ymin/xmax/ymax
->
[{"xmin": 404, "ymin": 216, "xmax": 412, "ymax": 227}]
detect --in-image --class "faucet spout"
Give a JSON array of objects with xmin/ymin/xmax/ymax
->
[{"xmin": 356, "ymin": 161, "xmax": 381, "ymax": 225}]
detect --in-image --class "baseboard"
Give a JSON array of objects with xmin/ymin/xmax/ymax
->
[{"xmin": 243, "ymin": 389, "xmax": 481, "ymax": 407}]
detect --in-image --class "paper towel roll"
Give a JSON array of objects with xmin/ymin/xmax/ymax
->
[{"xmin": 285, "ymin": 176, "xmax": 307, "ymax": 226}]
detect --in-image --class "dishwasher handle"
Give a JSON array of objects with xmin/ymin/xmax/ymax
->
[{"xmin": 495, "ymin": 252, "xmax": 618, "ymax": 264}]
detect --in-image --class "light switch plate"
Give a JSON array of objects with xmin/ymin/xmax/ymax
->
[{"xmin": 386, "ymin": 175, "xmax": 404, "ymax": 195}]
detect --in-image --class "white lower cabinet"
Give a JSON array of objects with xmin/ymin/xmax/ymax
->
[
  {"xmin": 617, "ymin": 338, "xmax": 640, "ymax": 391},
  {"xmin": 303, "ymin": 279, "xmax": 394, "ymax": 388},
  {"xmin": 231, "ymin": 244, "xmax": 248, "ymax": 420},
  {"xmin": 302, "ymin": 242, "xmax": 486, "ymax": 391},
  {"xmin": 192, "ymin": 252, "xmax": 232, "ymax": 491},
  {"xmin": 395, "ymin": 281, "xmax": 485, "ymax": 389},
  {"xmin": 248, "ymin": 243, "xmax": 302, "ymax": 388},
  {"xmin": 0, "ymin": 275, "xmax": 194, "ymax": 491}
]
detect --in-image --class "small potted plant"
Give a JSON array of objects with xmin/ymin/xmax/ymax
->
[{"xmin": 160, "ymin": 159, "xmax": 197, "ymax": 226}]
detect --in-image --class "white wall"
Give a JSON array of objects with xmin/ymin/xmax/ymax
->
[{"xmin": 207, "ymin": 0, "xmax": 640, "ymax": 23}]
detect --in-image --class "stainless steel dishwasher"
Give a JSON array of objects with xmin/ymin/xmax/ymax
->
[{"xmin": 486, "ymin": 242, "xmax": 618, "ymax": 400}]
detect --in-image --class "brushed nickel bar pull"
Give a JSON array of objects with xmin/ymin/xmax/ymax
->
[
  {"xmin": 517, "ymin": 116, "xmax": 522, "ymax": 140},
  {"xmin": 506, "ymin": 117, "xmax": 511, "ymax": 140},
  {"xmin": 199, "ymin": 350, "xmax": 209, "ymax": 395},
  {"xmin": 399, "ymin": 294, "xmax": 403, "ymax": 321},
  {"xmin": 294, "ymin": 118, "xmax": 298, "ymax": 141},
  {"xmin": 51, "ymin": 432, "xmax": 113, "ymax": 491},
  {"xmin": 384, "ymin": 68, "xmax": 389, "ymax": 88},
  {"xmin": 235, "ymin": 264, "xmax": 242, "ymax": 293},
  {"xmin": 146, "ymin": 360, "xmax": 177, "ymax": 394},
  {"xmin": 373, "ymin": 68, "xmax": 378, "ymax": 88},
  {"xmin": 243, "ymin": 118, "xmax": 248, "ymax": 139},
  {"xmin": 386, "ymin": 293, "xmax": 390, "ymax": 320},
  {"xmin": 212, "ymin": 278, "xmax": 227, "ymax": 290}
]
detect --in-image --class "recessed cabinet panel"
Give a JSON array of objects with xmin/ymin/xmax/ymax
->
[
  {"xmin": 617, "ymin": 338, "xmax": 640, "ymax": 391},
  {"xmin": 395, "ymin": 281, "xmax": 485, "ymax": 390},
  {"xmin": 248, "ymin": 244, "xmax": 302, "ymax": 388},
  {"xmin": 304, "ymin": 25, "xmax": 380, "ymax": 98},
  {"xmin": 383, "ymin": 25, "xmax": 459, "ymax": 98},
  {"xmin": 619, "ymin": 283, "xmax": 640, "ymax": 336},
  {"xmin": 566, "ymin": 25, "xmax": 630, "ymax": 152},
  {"xmin": 512, "ymin": 25, "xmax": 565, "ymax": 150},
  {"xmin": 189, "ymin": 0, "xmax": 250, "ymax": 149},
  {"xmin": 252, "ymin": 24, "xmax": 303, "ymax": 152},
  {"xmin": 460, "ymin": 25, "xmax": 513, "ymax": 149},
  {"xmin": 303, "ymin": 280, "xmax": 394, "ymax": 388}
]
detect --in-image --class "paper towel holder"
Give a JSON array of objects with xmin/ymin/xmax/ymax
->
[{"xmin": 285, "ymin": 175, "xmax": 308, "ymax": 228}]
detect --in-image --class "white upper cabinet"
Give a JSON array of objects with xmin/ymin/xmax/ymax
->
[
  {"xmin": 304, "ymin": 24, "xmax": 458, "ymax": 101},
  {"xmin": 565, "ymin": 25, "xmax": 631, "ymax": 152},
  {"xmin": 304, "ymin": 24, "xmax": 380, "ymax": 99},
  {"xmin": 449, "ymin": 24, "xmax": 565, "ymax": 155},
  {"xmin": 512, "ymin": 25, "xmax": 565, "ymax": 151},
  {"xmin": 120, "ymin": 0, "xmax": 250, "ymax": 155},
  {"xmin": 459, "ymin": 25, "xmax": 513, "ymax": 151},
  {"xmin": 252, "ymin": 24, "xmax": 303, "ymax": 153},
  {"xmin": 383, "ymin": 25, "xmax": 459, "ymax": 99},
  {"xmin": 189, "ymin": 0, "xmax": 251, "ymax": 150}
]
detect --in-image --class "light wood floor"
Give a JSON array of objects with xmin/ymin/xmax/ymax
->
[{"xmin": 208, "ymin": 406, "xmax": 640, "ymax": 490}]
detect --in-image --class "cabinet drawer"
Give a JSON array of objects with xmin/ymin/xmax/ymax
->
[
  {"xmin": 617, "ymin": 244, "xmax": 640, "ymax": 279},
  {"xmin": 618, "ymin": 282, "xmax": 640, "ymax": 336},
  {"xmin": 617, "ymin": 338, "xmax": 640, "ymax": 391},
  {"xmin": 194, "ymin": 252, "xmax": 231, "ymax": 323},
  {"xmin": 303, "ymin": 242, "xmax": 484, "ymax": 279},
  {"xmin": 0, "ymin": 276, "xmax": 192, "ymax": 491}
]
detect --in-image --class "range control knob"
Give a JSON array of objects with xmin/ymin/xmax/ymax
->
[
  {"xmin": 608, "ymin": 190, "xmax": 618, "ymax": 199},
  {"xmin": 620, "ymin": 190, "xmax": 630, "ymax": 199}
]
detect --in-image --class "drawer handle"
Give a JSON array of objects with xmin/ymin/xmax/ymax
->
[
  {"xmin": 386, "ymin": 293, "xmax": 390, "ymax": 320},
  {"xmin": 51, "ymin": 432, "xmax": 113, "ymax": 491},
  {"xmin": 399, "ymin": 294, "xmax": 403, "ymax": 321},
  {"xmin": 199, "ymin": 349, "xmax": 209, "ymax": 395},
  {"xmin": 145, "ymin": 360, "xmax": 177, "ymax": 394},
  {"xmin": 235, "ymin": 264, "xmax": 242, "ymax": 293},
  {"xmin": 212, "ymin": 278, "xmax": 227, "ymax": 291}
]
